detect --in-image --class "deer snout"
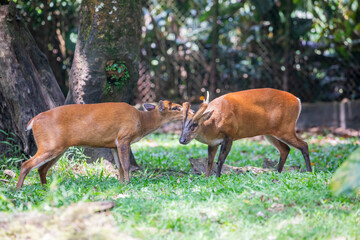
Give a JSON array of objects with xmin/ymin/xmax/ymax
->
[{"xmin": 179, "ymin": 136, "xmax": 189, "ymax": 145}]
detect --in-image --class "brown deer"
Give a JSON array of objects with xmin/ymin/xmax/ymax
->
[
  {"xmin": 179, "ymin": 88, "xmax": 312, "ymax": 177},
  {"xmin": 17, "ymin": 101, "xmax": 183, "ymax": 190}
]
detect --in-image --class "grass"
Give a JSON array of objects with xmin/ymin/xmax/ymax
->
[
  {"xmin": 0, "ymin": 130, "xmax": 26, "ymax": 170},
  {"xmin": 0, "ymin": 133, "xmax": 359, "ymax": 239}
]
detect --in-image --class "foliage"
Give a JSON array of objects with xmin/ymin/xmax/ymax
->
[
  {"xmin": 61, "ymin": 147, "xmax": 90, "ymax": 164},
  {"xmin": 140, "ymin": 0, "xmax": 360, "ymax": 102},
  {"xmin": 330, "ymin": 147, "xmax": 360, "ymax": 195},
  {"xmin": 105, "ymin": 61, "xmax": 131, "ymax": 94},
  {"xmin": 0, "ymin": 130, "xmax": 26, "ymax": 170},
  {"xmin": 12, "ymin": 0, "xmax": 360, "ymax": 102},
  {"xmin": 0, "ymin": 133, "xmax": 359, "ymax": 239}
]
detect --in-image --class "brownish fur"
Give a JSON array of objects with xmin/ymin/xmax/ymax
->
[
  {"xmin": 180, "ymin": 88, "xmax": 311, "ymax": 177},
  {"xmin": 17, "ymin": 101, "xmax": 183, "ymax": 190},
  {"xmin": 200, "ymin": 89, "xmax": 300, "ymax": 141}
]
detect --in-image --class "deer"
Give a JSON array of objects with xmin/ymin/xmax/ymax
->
[
  {"xmin": 179, "ymin": 88, "xmax": 312, "ymax": 178},
  {"xmin": 16, "ymin": 100, "xmax": 184, "ymax": 190}
]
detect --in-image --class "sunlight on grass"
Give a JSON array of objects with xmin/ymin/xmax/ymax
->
[{"xmin": 1, "ymin": 133, "xmax": 359, "ymax": 239}]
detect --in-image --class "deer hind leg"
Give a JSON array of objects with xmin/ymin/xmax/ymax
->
[
  {"xmin": 38, "ymin": 150, "xmax": 65, "ymax": 185},
  {"xmin": 216, "ymin": 138, "xmax": 233, "ymax": 177},
  {"xmin": 115, "ymin": 138, "xmax": 131, "ymax": 183},
  {"xmin": 265, "ymin": 135, "xmax": 290, "ymax": 173},
  {"xmin": 277, "ymin": 133, "xmax": 312, "ymax": 172},
  {"xmin": 16, "ymin": 148, "xmax": 65, "ymax": 190},
  {"xmin": 111, "ymin": 148, "xmax": 124, "ymax": 183}
]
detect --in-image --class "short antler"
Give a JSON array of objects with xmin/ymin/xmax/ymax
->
[{"xmin": 203, "ymin": 91, "xmax": 210, "ymax": 104}]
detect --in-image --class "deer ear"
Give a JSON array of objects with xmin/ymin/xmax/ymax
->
[
  {"xmin": 158, "ymin": 100, "xmax": 165, "ymax": 112},
  {"xmin": 143, "ymin": 103, "xmax": 156, "ymax": 111},
  {"xmin": 203, "ymin": 110, "xmax": 214, "ymax": 121},
  {"xmin": 182, "ymin": 102, "xmax": 191, "ymax": 117}
]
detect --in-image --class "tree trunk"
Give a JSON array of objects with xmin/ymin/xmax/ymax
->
[
  {"xmin": 0, "ymin": 3, "xmax": 65, "ymax": 156},
  {"xmin": 65, "ymin": 0, "xmax": 142, "ymax": 104},
  {"xmin": 65, "ymin": 0, "xmax": 142, "ymax": 168}
]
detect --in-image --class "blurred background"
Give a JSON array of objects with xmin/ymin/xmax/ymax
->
[{"xmin": 13, "ymin": 0, "xmax": 360, "ymax": 104}]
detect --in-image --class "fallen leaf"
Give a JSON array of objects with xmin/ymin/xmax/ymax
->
[
  {"xmin": 256, "ymin": 211, "xmax": 265, "ymax": 218},
  {"xmin": 112, "ymin": 194, "xmax": 129, "ymax": 199}
]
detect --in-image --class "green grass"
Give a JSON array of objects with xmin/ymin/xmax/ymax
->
[{"xmin": 1, "ymin": 133, "xmax": 359, "ymax": 239}]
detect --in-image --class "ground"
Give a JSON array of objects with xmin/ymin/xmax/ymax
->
[{"xmin": 0, "ymin": 133, "xmax": 359, "ymax": 239}]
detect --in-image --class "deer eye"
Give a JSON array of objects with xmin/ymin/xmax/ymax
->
[{"xmin": 190, "ymin": 122, "xmax": 198, "ymax": 131}]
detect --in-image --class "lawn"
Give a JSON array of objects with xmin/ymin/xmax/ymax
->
[{"xmin": 1, "ymin": 133, "xmax": 359, "ymax": 239}]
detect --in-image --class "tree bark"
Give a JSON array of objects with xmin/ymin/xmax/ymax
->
[
  {"xmin": 0, "ymin": 3, "xmax": 65, "ymax": 156},
  {"xmin": 65, "ymin": 0, "xmax": 142, "ymax": 104}
]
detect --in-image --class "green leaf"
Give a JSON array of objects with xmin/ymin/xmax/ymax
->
[
  {"xmin": 0, "ymin": 141, "xmax": 13, "ymax": 146},
  {"xmin": 220, "ymin": 2, "xmax": 243, "ymax": 17},
  {"xmin": 199, "ymin": 8, "xmax": 212, "ymax": 22},
  {"xmin": 250, "ymin": 0, "xmax": 274, "ymax": 15},
  {"xmin": 336, "ymin": 46, "xmax": 350, "ymax": 59},
  {"xmin": 0, "ymin": 129, "xmax": 9, "ymax": 136},
  {"xmin": 334, "ymin": 29, "xmax": 345, "ymax": 42},
  {"xmin": 291, "ymin": 18, "xmax": 313, "ymax": 39},
  {"xmin": 330, "ymin": 148, "xmax": 360, "ymax": 195},
  {"xmin": 354, "ymin": 23, "xmax": 360, "ymax": 36}
]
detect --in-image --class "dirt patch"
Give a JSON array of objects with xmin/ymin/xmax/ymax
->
[
  {"xmin": 189, "ymin": 157, "xmax": 302, "ymax": 176},
  {"xmin": 189, "ymin": 157, "xmax": 273, "ymax": 175},
  {"xmin": 0, "ymin": 201, "xmax": 136, "ymax": 240}
]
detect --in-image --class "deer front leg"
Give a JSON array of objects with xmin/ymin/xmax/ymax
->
[
  {"xmin": 205, "ymin": 145, "xmax": 219, "ymax": 177},
  {"xmin": 216, "ymin": 138, "xmax": 233, "ymax": 177},
  {"xmin": 116, "ymin": 140, "xmax": 131, "ymax": 182}
]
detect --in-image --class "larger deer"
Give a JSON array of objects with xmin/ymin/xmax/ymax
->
[
  {"xmin": 179, "ymin": 88, "xmax": 312, "ymax": 177},
  {"xmin": 16, "ymin": 100, "xmax": 183, "ymax": 190}
]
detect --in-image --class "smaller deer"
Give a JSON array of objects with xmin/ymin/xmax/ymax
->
[
  {"xmin": 17, "ymin": 100, "xmax": 183, "ymax": 190},
  {"xmin": 179, "ymin": 88, "xmax": 312, "ymax": 177}
]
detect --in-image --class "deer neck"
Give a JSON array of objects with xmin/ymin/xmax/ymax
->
[{"xmin": 139, "ymin": 110, "xmax": 163, "ymax": 136}]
